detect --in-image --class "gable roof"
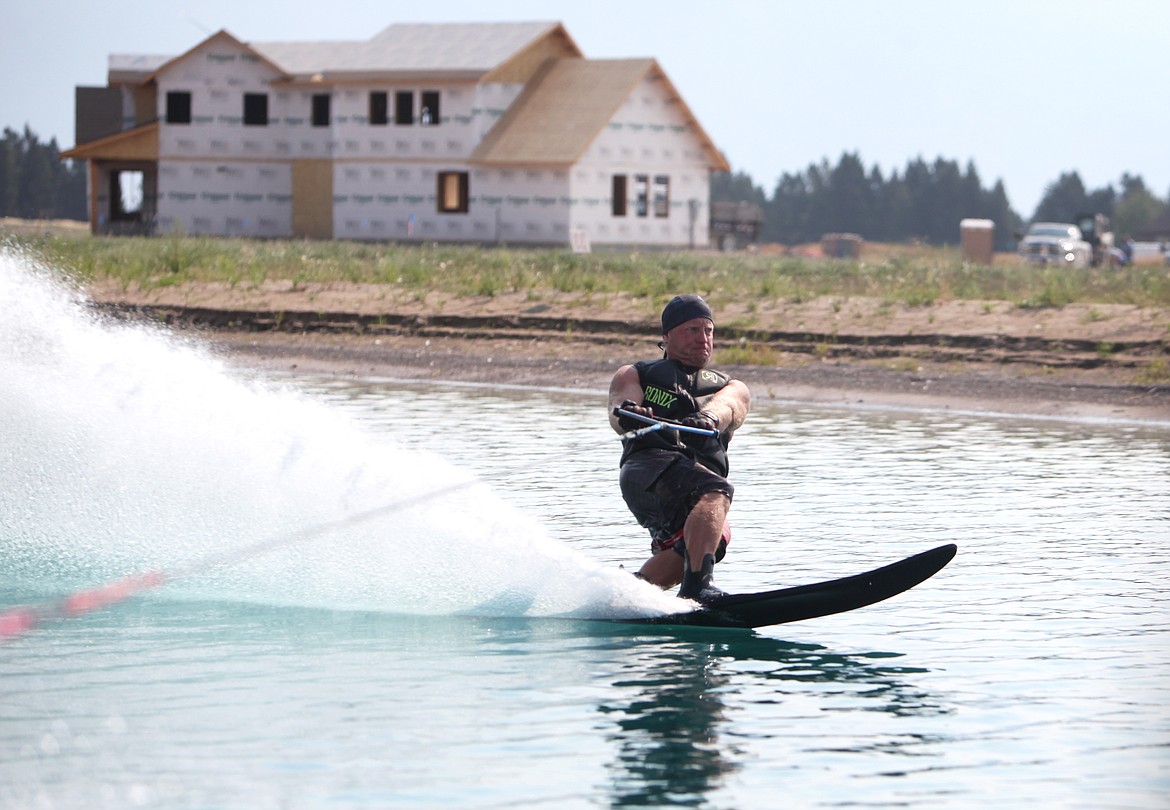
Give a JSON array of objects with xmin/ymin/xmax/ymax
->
[
  {"xmin": 470, "ymin": 58, "xmax": 729, "ymax": 171},
  {"xmin": 109, "ymin": 22, "xmax": 582, "ymax": 85},
  {"xmin": 61, "ymin": 121, "xmax": 158, "ymax": 161},
  {"xmin": 143, "ymin": 30, "xmax": 286, "ymax": 84},
  {"xmin": 92, "ymin": 22, "xmax": 726, "ymax": 171},
  {"xmin": 253, "ymin": 21, "xmax": 581, "ymax": 81}
]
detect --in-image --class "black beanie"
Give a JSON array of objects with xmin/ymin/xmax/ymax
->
[{"xmin": 661, "ymin": 294, "xmax": 714, "ymax": 335}]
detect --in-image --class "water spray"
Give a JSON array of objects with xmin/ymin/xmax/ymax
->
[
  {"xmin": 0, "ymin": 479, "xmax": 477, "ymax": 640},
  {"xmin": 1, "ymin": 410, "xmax": 685, "ymax": 640}
]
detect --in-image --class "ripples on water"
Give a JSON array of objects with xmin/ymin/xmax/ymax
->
[{"xmin": 2, "ymin": 251, "xmax": 1168, "ymax": 808}]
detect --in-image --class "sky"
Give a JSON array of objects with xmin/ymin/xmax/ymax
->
[{"xmin": 4, "ymin": 0, "xmax": 1167, "ymax": 218}]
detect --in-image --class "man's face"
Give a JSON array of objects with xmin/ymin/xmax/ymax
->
[{"xmin": 663, "ymin": 317, "xmax": 714, "ymax": 368}]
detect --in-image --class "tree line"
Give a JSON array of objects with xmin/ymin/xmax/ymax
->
[
  {"xmin": 713, "ymin": 153, "xmax": 1170, "ymax": 250},
  {"xmin": 0, "ymin": 126, "xmax": 87, "ymax": 221}
]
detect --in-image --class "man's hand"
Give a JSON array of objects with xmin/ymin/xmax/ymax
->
[
  {"xmin": 679, "ymin": 410, "xmax": 720, "ymax": 433},
  {"xmin": 616, "ymin": 400, "xmax": 655, "ymax": 431}
]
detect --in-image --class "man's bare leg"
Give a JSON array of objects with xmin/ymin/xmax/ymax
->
[
  {"xmin": 683, "ymin": 492, "xmax": 730, "ymax": 571},
  {"xmin": 637, "ymin": 549, "xmax": 685, "ymax": 588},
  {"xmin": 637, "ymin": 491, "xmax": 730, "ymax": 588},
  {"xmin": 676, "ymin": 492, "xmax": 730, "ymax": 602}
]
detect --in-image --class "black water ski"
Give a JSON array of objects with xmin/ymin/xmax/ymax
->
[{"xmin": 621, "ymin": 544, "xmax": 956, "ymax": 629}]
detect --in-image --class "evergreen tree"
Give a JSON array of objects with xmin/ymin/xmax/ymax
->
[
  {"xmin": 0, "ymin": 124, "xmax": 87, "ymax": 221},
  {"xmin": 757, "ymin": 153, "xmax": 1030, "ymax": 248},
  {"xmin": 58, "ymin": 157, "xmax": 87, "ymax": 220},
  {"xmin": 901, "ymin": 157, "xmax": 935, "ymax": 242},
  {"xmin": 18, "ymin": 127, "xmax": 58, "ymax": 218},
  {"xmin": 1032, "ymin": 172, "xmax": 1090, "ymax": 222},
  {"xmin": 802, "ymin": 159, "xmax": 833, "ymax": 243},
  {"xmin": 1085, "ymin": 185, "xmax": 1116, "ymax": 220},
  {"xmin": 0, "ymin": 128, "xmax": 19, "ymax": 216},
  {"xmin": 764, "ymin": 172, "xmax": 811, "ymax": 244},
  {"xmin": 726, "ymin": 155, "xmax": 1168, "ymax": 249},
  {"xmin": 710, "ymin": 171, "xmax": 767, "ymax": 206},
  {"xmin": 824, "ymin": 152, "xmax": 871, "ymax": 237},
  {"xmin": 987, "ymin": 180, "xmax": 1023, "ymax": 250},
  {"xmin": 876, "ymin": 169, "xmax": 912, "ymax": 243},
  {"xmin": 1112, "ymin": 174, "xmax": 1166, "ymax": 240},
  {"xmin": 960, "ymin": 162, "xmax": 985, "ymax": 219}
]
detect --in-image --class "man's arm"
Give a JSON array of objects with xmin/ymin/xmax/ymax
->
[
  {"xmin": 699, "ymin": 379, "xmax": 751, "ymax": 437},
  {"xmin": 608, "ymin": 364, "xmax": 645, "ymax": 433}
]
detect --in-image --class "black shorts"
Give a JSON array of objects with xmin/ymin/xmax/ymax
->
[{"xmin": 619, "ymin": 449, "xmax": 734, "ymax": 556}]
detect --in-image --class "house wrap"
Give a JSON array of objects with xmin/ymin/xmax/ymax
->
[{"xmin": 64, "ymin": 21, "xmax": 730, "ymax": 248}]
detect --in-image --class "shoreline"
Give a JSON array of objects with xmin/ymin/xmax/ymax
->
[
  {"xmin": 76, "ymin": 279, "xmax": 1170, "ymax": 424},
  {"xmin": 201, "ymin": 329, "xmax": 1170, "ymax": 424}
]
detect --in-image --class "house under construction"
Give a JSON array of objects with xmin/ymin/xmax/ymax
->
[{"xmin": 63, "ymin": 21, "xmax": 730, "ymax": 249}]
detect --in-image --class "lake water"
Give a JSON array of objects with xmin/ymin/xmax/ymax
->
[{"xmin": 2, "ymin": 249, "xmax": 1169, "ymax": 808}]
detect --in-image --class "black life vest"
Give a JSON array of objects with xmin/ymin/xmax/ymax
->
[{"xmin": 620, "ymin": 358, "xmax": 732, "ymax": 476}]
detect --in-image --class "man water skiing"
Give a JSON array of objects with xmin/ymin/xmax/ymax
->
[{"xmin": 608, "ymin": 294, "xmax": 751, "ymax": 603}]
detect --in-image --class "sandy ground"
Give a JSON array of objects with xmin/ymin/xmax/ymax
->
[{"xmin": 84, "ymin": 279, "xmax": 1170, "ymax": 424}]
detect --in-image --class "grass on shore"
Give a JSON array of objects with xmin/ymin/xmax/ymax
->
[{"xmin": 7, "ymin": 230, "xmax": 1170, "ymax": 315}]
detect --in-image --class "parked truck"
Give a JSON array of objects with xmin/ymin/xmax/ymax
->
[
  {"xmin": 1016, "ymin": 214, "xmax": 1116, "ymax": 268},
  {"xmin": 1017, "ymin": 222, "xmax": 1093, "ymax": 268}
]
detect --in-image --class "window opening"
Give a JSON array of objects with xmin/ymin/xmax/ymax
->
[
  {"xmin": 437, "ymin": 171, "xmax": 469, "ymax": 213},
  {"xmin": 653, "ymin": 175, "xmax": 670, "ymax": 218},
  {"xmin": 110, "ymin": 170, "xmax": 144, "ymax": 221},
  {"xmin": 369, "ymin": 92, "xmax": 388, "ymax": 125},
  {"xmin": 243, "ymin": 93, "xmax": 268, "ymax": 126},
  {"xmin": 634, "ymin": 175, "xmax": 649, "ymax": 217},
  {"xmin": 612, "ymin": 175, "xmax": 627, "ymax": 216},
  {"xmin": 311, "ymin": 94, "xmax": 331, "ymax": 127},
  {"xmin": 421, "ymin": 91, "xmax": 440, "ymax": 126},
  {"xmin": 395, "ymin": 91, "xmax": 414, "ymax": 126},
  {"xmin": 166, "ymin": 91, "xmax": 191, "ymax": 124}
]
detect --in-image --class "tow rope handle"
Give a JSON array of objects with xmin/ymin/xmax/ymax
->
[{"xmin": 612, "ymin": 407, "xmax": 719, "ymax": 440}]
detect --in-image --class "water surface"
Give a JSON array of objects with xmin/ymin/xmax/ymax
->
[{"xmin": 2, "ymin": 250, "xmax": 1168, "ymax": 808}]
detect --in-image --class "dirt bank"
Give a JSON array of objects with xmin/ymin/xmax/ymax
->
[{"xmin": 82, "ymin": 280, "xmax": 1170, "ymax": 423}]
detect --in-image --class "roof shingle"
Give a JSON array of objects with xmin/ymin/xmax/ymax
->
[
  {"xmin": 253, "ymin": 21, "xmax": 574, "ymax": 77},
  {"xmin": 471, "ymin": 58, "xmax": 729, "ymax": 171}
]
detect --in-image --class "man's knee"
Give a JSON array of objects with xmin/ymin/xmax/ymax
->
[{"xmin": 693, "ymin": 489, "xmax": 731, "ymax": 515}]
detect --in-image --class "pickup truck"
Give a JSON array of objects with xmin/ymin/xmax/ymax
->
[{"xmin": 1017, "ymin": 222, "xmax": 1092, "ymax": 268}]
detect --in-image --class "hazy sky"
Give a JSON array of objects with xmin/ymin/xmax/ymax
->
[{"xmin": 4, "ymin": 0, "xmax": 1166, "ymax": 217}]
